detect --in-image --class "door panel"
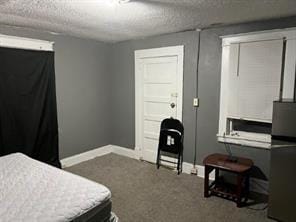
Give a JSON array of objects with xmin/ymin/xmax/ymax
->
[
  {"xmin": 144, "ymin": 120, "xmax": 161, "ymax": 134},
  {"xmin": 136, "ymin": 47, "xmax": 183, "ymax": 163},
  {"xmin": 144, "ymin": 101, "xmax": 172, "ymax": 117},
  {"xmin": 143, "ymin": 137, "xmax": 159, "ymax": 163},
  {"xmin": 144, "ymin": 57, "xmax": 176, "ymax": 83},
  {"xmin": 144, "ymin": 84, "xmax": 171, "ymax": 98}
]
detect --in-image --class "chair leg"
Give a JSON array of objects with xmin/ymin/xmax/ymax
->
[
  {"xmin": 177, "ymin": 153, "xmax": 181, "ymax": 175},
  {"xmin": 156, "ymin": 149, "xmax": 160, "ymax": 169},
  {"xmin": 180, "ymin": 153, "xmax": 183, "ymax": 173}
]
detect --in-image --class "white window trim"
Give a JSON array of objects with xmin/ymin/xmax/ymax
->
[
  {"xmin": 0, "ymin": 34, "xmax": 54, "ymax": 51},
  {"xmin": 221, "ymin": 27, "xmax": 296, "ymax": 46},
  {"xmin": 217, "ymin": 135, "xmax": 271, "ymax": 149},
  {"xmin": 218, "ymin": 28, "xmax": 296, "ymax": 149}
]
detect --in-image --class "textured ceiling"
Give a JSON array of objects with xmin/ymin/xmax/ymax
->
[{"xmin": 0, "ymin": 0, "xmax": 296, "ymax": 42}]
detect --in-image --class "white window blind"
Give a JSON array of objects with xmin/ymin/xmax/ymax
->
[
  {"xmin": 227, "ymin": 43, "xmax": 240, "ymax": 117},
  {"xmin": 227, "ymin": 39, "xmax": 283, "ymax": 122}
]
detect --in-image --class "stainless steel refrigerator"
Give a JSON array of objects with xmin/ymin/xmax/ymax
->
[{"xmin": 268, "ymin": 100, "xmax": 296, "ymax": 222}]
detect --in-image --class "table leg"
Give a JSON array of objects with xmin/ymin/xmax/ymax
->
[
  {"xmin": 245, "ymin": 174, "xmax": 250, "ymax": 203},
  {"xmin": 204, "ymin": 166, "xmax": 210, "ymax": 198},
  {"xmin": 215, "ymin": 168, "xmax": 219, "ymax": 182},
  {"xmin": 236, "ymin": 174, "xmax": 243, "ymax": 207}
]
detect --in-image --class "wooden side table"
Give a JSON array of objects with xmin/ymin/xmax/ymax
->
[{"xmin": 203, "ymin": 153, "xmax": 253, "ymax": 207}]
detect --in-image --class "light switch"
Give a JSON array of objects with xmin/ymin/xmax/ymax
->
[{"xmin": 193, "ymin": 98, "xmax": 199, "ymax": 107}]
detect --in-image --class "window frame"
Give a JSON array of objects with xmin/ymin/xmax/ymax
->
[{"xmin": 217, "ymin": 28, "xmax": 296, "ymax": 149}]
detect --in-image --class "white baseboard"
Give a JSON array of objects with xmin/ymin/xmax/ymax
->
[
  {"xmin": 196, "ymin": 165, "xmax": 215, "ymax": 180},
  {"xmin": 112, "ymin": 145, "xmax": 139, "ymax": 159},
  {"xmin": 182, "ymin": 162, "xmax": 194, "ymax": 174},
  {"xmin": 61, "ymin": 145, "xmax": 269, "ymax": 194},
  {"xmin": 61, "ymin": 145, "xmax": 137, "ymax": 168},
  {"xmin": 61, "ymin": 145, "xmax": 113, "ymax": 168}
]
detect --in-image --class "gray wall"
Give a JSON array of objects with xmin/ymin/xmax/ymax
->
[
  {"xmin": 109, "ymin": 31, "xmax": 200, "ymax": 164},
  {"xmin": 110, "ymin": 16, "xmax": 296, "ymax": 180},
  {"xmin": 0, "ymin": 26, "xmax": 112, "ymax": 159},
  {"xmin": 2, "ymin": 16, "xmax": 296, "ymax": 180}
]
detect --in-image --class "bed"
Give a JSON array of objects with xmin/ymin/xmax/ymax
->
[{"xmin": 0, "ymin": 153, "xmax": 118, "ymax": 222}]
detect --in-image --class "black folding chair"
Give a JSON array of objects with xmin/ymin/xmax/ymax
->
[{"xmin": 156, "ymin": 118, "xmax": 184, "ymax": 174}]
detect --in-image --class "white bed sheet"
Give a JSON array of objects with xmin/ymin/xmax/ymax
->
[{"xmin": 0, "ymin": 153, "xmax": 111, "ymax": 222}]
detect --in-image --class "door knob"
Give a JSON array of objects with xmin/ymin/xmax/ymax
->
[{"xmin": 170, "ymin": 103, "xmax": 176, "ymax": 108}]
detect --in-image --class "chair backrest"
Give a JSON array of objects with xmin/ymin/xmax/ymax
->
[
  {"xmin": 158, "ymin": 118, "xmax": 184, "ymax": 154},
  {"xmin": 160, "ymin": 118, "xmax": 184, "ymax": 135}
]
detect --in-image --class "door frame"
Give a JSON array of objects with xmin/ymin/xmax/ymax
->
[{"xmin": 134, "ymin": 45, "xmax": 184, "ymax": 159}]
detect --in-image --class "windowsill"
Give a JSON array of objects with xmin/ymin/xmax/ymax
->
[{"xmin": 217, "ymin": 135, "xmax": 271, "ymax": 150}]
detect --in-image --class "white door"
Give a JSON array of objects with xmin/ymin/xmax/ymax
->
[{"xmin": 135, "ymin": 46, "xmax": 184, "ymax": 163}]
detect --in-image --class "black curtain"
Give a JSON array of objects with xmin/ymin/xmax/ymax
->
[{"xmin": 0, "ymin": 47, "xmax": 61, "ymax": 168}]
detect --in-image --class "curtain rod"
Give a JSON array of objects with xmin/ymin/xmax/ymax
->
[{"xmin": 0, "ymin": 33, "xmax": 54, "ymax": 51}]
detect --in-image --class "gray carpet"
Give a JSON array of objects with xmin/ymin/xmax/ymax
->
[{"xmin": 65, "ymin": 154, "xmax": 273, "ymax": 222}]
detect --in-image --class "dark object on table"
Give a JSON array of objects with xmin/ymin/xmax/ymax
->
[
  {"xmin": 226, "ymin": 155, "xmax": 238, "ymax": 163},
  {"xmin": 203, "ymin": 153, "xmax": 253, "ymax": 207},
  {"xmin": 156, "ymin": 118, "xmax": 184, "ymax": 174}
]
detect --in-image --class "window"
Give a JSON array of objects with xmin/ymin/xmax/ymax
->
[{"xmin": 218, "ymin": 29, "xmax": 296, "ymax": 148}]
